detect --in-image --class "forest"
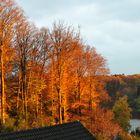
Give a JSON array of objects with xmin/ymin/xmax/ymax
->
[{"xmin": 0, "ymin": 0, "xmax": 140, "ymax": 140}]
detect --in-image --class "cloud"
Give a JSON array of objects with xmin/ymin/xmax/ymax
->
[{"xmin": 16, "ymin": 0, "xmax": 140, "ymax": 74}]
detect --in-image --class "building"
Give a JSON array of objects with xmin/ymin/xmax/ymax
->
[{"xmin": 0, "ymin": 121, "xmax": 96, "ymax": 140}]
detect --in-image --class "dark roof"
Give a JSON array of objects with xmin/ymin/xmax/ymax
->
[{"xmin": 0, "ymin": 121, "xmax": 96, "ymax": 140}]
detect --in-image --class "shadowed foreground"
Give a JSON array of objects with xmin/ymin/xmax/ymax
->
[{"xmin": 0, "ymin": 121, "xmax": 96, "ymax": 140}]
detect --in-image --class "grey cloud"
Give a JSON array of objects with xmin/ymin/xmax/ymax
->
[
  {"xmin": 99, "ymin": 0, "xmax": 140, "ymax": 22},
  {"xmin": 16, "ymin": 0, "xmax": 140, "ymax": 75},
  {"xmin": 16, "ymin": 0, "xmax": 93, "ymax": 20}
]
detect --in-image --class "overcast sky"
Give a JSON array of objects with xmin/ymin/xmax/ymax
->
[{"xmin": 16, "ymin": 0, "xmax": 140, "ymax": 75}]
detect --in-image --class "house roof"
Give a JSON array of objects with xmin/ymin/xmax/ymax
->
[{"xmin": 0, "ymin": 121, "xmax": 96, "ymax": 140}]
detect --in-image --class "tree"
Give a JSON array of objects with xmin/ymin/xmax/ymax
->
[
  {"xmin": 48, "ymin": 22, "xmax": 80, "ymax": 124},
  {"xmin": 92, "ymin": 108, "xmax": 121, "ymax": 139},
  {"xmin": 113, "ymin": 96, "xmax": 132, "ymax": 132},
  {"xmin": 0, "ymin": 0, "xmax": 23, "ymax": 125},
  {"xmin": 0, "ymin": 1, "xmax": 118, "ymax": 137}
]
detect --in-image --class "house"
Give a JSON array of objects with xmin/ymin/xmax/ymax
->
[{"xmin": 0, "ymin": 121, "xmax": 96, "ymax": 140}]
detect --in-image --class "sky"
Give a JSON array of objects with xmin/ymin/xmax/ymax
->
[{"xmin": 16, "ymin": 0, "xmax": 140, "ymax": 75}]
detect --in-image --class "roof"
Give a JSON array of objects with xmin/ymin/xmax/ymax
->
[{"xmin": 0, "ymin": 121, "xmax": 96, "ymax": 140}]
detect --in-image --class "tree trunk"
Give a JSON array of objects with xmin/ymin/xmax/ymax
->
[
  {"xmin": 89, "ymin": 77, "xmax": 93, "ymax": 130},
  {"xmin": 36, "ymin": 91, "xmax": 39, "ymax": 127},
  {"xmin": 40, "ymin": 93, "xmax": 43, "ymax": 126},
  {"xmin": 57, "ymin": 87, "xmax": 62, "ymax": 124},
  {"xmin": 0, "ymin": 44, "xmax": 5, "ymax": 124}
]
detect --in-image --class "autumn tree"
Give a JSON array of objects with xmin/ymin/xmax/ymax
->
[
  {"xmin": 27, "ymin": 27, "xmax": 50, "ymax": 127},
  {"xmin": 92, "ymin": 108, "xmax": 121, "ymax": 139},
  {"xmin": 0, "ymin": 1, "xmax": 122, "ymax": 137},
  {"xmin": 68, "ymin": 44, "xmax": 88, "ymax": 120},
  {"xmin": 0, "ymin": 0, "xmax": 23, "ymax": 125},
  {"xmin": 48, "ymin": 22, "xmax": 80, "ymax": 124},
  {"xmin": 83, "ymin": 47, "xmax": 109, "ymax": 127},
  {"xmin": 14, "ymin": 20, "xmax": 35, "ymax": 127}
]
